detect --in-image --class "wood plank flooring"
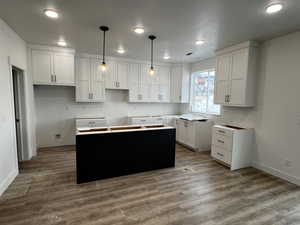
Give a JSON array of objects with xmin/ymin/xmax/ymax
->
[{"xmin": 1, "ymin": 144, "xmax": 300, "ymax": 225}]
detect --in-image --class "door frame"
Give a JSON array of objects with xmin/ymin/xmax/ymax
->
[{"xmin": 8, "ymin": 57, "xmax": 28, "ymax": 162}]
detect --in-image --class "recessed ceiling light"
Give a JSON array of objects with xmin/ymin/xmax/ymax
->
[
  {"xmin": 133, "ymin": 27, "xmax": 145, "ymax": 34},
  {"xmin": 163, "ymin": 55, "xmax": 170, "ymax": 60},
  {"xmin": 265, "ymin": 3, "xmax": 283, "ymax": 14},
  {"xmin": 57, "ymin": 40, "xmax": 67, "ymax": 46},
  {"xmin": 195, "ymin": 40, "xmax": 205, "ymax": 45},
  {"xmin": 44, "ymin": 9, "xmax": 59, "ymax": 18},
  {"xmin": 117, "ymin": 48, "xmax": 125, "ymax": 54}
]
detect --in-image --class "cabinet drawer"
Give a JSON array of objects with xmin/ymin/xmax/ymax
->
[
  {"xmin": 212, "ymin": 133, "xmax": 232, "ymax": 150},
  {"xmin": 211, "ymin": 145, "xmax": 232, "ymax": 165},
  {"xmin": 131, "ymin": 117, "xmax": 153, "ymax": 125},
  {"xmin": 76, "ymin": 119, "xmax": 107, "ymax": 128},
  {"xmin": 213, "ymin": 127, "xmax": 233, "ymax": 137}
]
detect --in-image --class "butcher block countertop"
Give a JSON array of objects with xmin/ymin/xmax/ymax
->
[{"xmin": 76, "ymin": 124, "xmax": 175, "ymax": 135}]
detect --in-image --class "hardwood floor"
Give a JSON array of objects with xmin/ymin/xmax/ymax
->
[{"xmin": 1, "ymin": 144, "xmax": 300, "ymax": 225}]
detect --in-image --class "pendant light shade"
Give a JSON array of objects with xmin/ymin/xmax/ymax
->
[
  {"xmin": 148, "ymin": 35, "xmax": 156, "ymax": 76},
  {"xmin": 99, "ymin": 26, "xmax": 109, "ymax": 72}
]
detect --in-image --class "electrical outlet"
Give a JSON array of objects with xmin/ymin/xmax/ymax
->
[{"xmin": 55, "ymin": 134, "xmax": 61, "ymax": 139}]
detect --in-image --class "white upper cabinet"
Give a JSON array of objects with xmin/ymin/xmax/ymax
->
[
  {"xmin": 104, "ymin": 60, "xmax": 128, "ymax": 89},
  {"xmin": 30, "ymin": 46, "xmax": 75, "ymax": 86},
  {"xmin": 32, "ymin": 50, "xmax": 52, "ymax": 84},
  {"xmin": 128, "ymin": 63, "xmax": 171, "ymax": 103},
  {"xmin": 75, "ymin": 56, "xmax": 105, "ymax": 102},
  {"xmin": 170, "ymin": 64, "xmax": 190, "ymax": 103},
  {"xmin": 116, "ymin": 62, "xmax": 129, "ymax": 89},
  {"xmin": 214, "ymin": 41, "xmax": 258, "ymax": 107},
  {"xmin": 76, "ymin": 57, "xmax": 91, "ymax": 102},
  {"xmin": 53, "ymin": 53, "xmax": 75, "ymax": 85}
]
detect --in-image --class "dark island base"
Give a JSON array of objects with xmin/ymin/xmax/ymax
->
[{"xmin": 76, "ymin": 128, "xmax": 176, "ymax": 184}]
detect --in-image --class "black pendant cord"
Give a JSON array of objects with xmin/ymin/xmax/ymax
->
[
  {"xmin": 102, "ymin": 30, "xmax": 106, "ymax": 64},
  {"xmin": 99, "ymin": 26, "xmax": 109, "ymax": 65},
  {"xmin": 151, "ymin": 38, "xmax": 153, "ymax": 69},
  {"xmin": 148, "ymin": 35, "xmax": 156, "ymax": 70}
]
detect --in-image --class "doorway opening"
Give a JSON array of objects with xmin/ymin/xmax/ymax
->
[{"xmin": 11, "ymin": 66, "xmax": 27, "ymax": 162}]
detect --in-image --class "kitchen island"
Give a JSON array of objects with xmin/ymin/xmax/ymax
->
[{"xmin": 76, "ymin": 124, "xmax": 176, "ymax": 183}]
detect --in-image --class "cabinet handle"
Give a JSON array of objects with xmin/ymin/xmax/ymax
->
[
  {"xmin": 91, "ymin": 93, "xmax": 93, "ymax": 99},
  {"xmin": 218, "ymin": 130, "xmax": 225, "ymax": 134},
  {"xmin": 179, "ymin": 95, "xmax": 182, "ymax": 101},
  {"xmin": 217, "ymin": 152, "xmax": 224, "ymax": 157},
  {"xmin": 228, "ymin": 95, "xmax": 231, "ymax": 102},
  {"xmin": 217, "ymin": 140, "xmax": 225, "ymax": 144},
  {"xmin": 51, "ymin": 75, "xmax": 53, "ymax": 82}
]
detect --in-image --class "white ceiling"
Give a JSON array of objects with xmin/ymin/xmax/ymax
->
[{"xmin": 1, "ymin": 0, "xmax": 300, "ymax": 63}]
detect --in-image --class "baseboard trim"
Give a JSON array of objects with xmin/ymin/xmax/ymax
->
[
  {"xmin": 252, "ymin": 161, "xmax": 300, "ymax": 186},
  {"xmin": 0, "ymin": 169, "xmax": 18, "ymax": 196}
]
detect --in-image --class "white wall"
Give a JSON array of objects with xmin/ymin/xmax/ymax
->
[
  {"xmin": 0, "ymin": 18, "xmax": 36, "ymax": 196},
  {"xmin": 34, "ymin": 86, "xmax": 181, "ymax": 148},
  {"xmin": 214, "ymin": 32, "xmax": 300, "ymax": 185}
]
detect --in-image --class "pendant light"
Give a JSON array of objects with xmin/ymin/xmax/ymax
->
[
  {"xmin": 99, "ymin": 26, "xmax": 109, "ymax": 72},
  {"xmin": 148, "ymin": 35, "xmax": 156, "ymax": 76}
]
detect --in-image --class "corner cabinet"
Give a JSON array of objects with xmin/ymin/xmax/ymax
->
[
  {"xmin": 30, "ymin": 47, "xmax": 75, "ymax": 86},
  {"xmin": 75, "ymin": 56, "xmax": 105, "ymax": 102},
  {"xmin": 214, "ymin": 41, "xmax": 258, "ymax": 107},
  {"xmin": 170, "ymin": 64, "xmax": 190, "ymax": 103}
]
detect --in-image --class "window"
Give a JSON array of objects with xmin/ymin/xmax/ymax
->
[{"xmin": 190, "ymin": 69, "xmax": 220, "ymax": 114}]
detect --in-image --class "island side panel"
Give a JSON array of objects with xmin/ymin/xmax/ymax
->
[{"xmin": 76, "ymin": 128, "xmax": 176, "ymax": 183}]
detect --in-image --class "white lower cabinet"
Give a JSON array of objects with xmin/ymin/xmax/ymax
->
[
  {"xmin": 175, "ymin": 119, "xmax": 213, "ymax": 151},
  {"xmin": 211, "ymin": 125, "xmax": 254, "ymax": 170}
]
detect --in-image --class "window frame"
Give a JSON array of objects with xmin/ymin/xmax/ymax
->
[{"xmin": 189, "ymin": 68, "xmax": 221, "ymax": 115}]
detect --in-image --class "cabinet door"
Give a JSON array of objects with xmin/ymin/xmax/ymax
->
[
  {"xmin": 170, "ymin": 66, "xmax": 182, "ymax": 103},
  {"xmin": 181, "ymin": 65, "xmax": 190, "ymax": 103},
  {"xmin": 159, "ymin": 84, "xmax": 170, "ymax": 102},
  {"xmin": 104, "ymin": 60, "xmax": 117, "ymax": 89},
  {"xmin": 178, "ymin": 120, "xmax": 186, "ymax": 144},
  {"xmin": 91, "ymin": 81, "xmax": 105, "ymax": 102},
  {"xmin": 117, "ymin": 62, "xmax": 129, "ymax": 89},
  {"xmin": 214, "ymin": 54, "xmax": 232, "ymax": 104},
  {"xmin": 140, "ymin": 84, "xmax": 151, "ymax": 102},
  {"xmin": 53, "ymin": 53, "xmax": 75, "ymax": 85},
  {"xmin": 76, "ymin": 57, "xmax": 91, "ymax": 102},
  {"xmin": 229, "ymin": 49, "xmax": 248, "ymax": 105},
  {"xmin": 186, "ymin": 122, "xmax": 196, "ymax": 149},
  {"xmin": 140, "ymin": 64, "xmax": 152, "ymax": 85},
  {"xmin": 150, "ymin": 84, "xmax": 160, "ymax": 102},
  {"xmin": 128, "ymin": 63, "xmax": 141, "ymax": 102},
  {"xmin": 91, "ymin": 59, "xmax": 105, "ymax": 102},
  {"xmin": 158, "ymin": 66, "xmax": 170, "ymax": 85},
  {"xmin": 32, "ymin": 50, "xmax": 52, "ymax": 84}
]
